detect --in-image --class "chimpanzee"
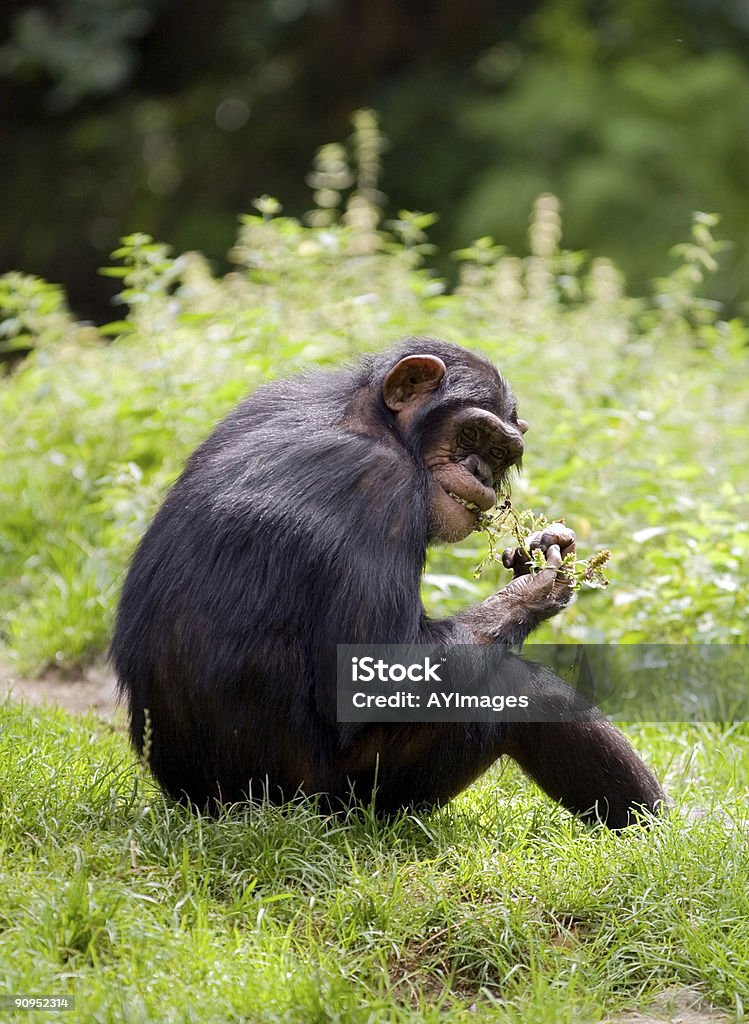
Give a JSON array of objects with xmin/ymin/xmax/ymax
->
[{"xmin": 111, "ymin": 337, "xmax": 664, "ymax": 828}]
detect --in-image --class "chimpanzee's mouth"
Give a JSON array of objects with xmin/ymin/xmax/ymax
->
[
  {"xmin": 448, "ymin": 492, "xmax": 482, "ymax": 514},
  {"xmin": 433, "ymin": 464, "xmax": 497, "ymax": 516},
  {"xmin": 443, "ymin": 480, "xmax": 496, "ymax": 514}
]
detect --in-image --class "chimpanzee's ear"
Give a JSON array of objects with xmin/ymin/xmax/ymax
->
[{"xmin": 382, "ymin": 354, "xmax": 446, "ymax": 412}]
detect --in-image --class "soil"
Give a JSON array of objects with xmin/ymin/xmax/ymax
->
[
  {"xmin": 610, "ymin": 987, "xmax": 731, "ymax": 1024},
  {"xmin": 0, "ymin": 660, "xmax": 119, "ymax": 720}
]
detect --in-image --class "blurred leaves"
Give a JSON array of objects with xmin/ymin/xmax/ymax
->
[
  {"xmin": 451, "ymin": 49, "xmax": 749, "ymax": 310},
  {"xmin": 0, "ymin": 0, "xmax": 160, "ymax": 109},
  {"xmin": 3, "ymin": 0, "xmax": 749, "ymax": 319},
  {"xmin": 0, "ymin": 190, "xmax": 746, "ymax": 669}
]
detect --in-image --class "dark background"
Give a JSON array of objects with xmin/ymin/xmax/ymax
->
[{"xmin": 2, "ymin": 0, "xmax": 749, "ymax": 322}]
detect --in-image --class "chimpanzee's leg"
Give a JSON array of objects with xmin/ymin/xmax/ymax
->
[
  {"xmin": 501, "ymin": 720, "xmax": 665, "ymax": 829},
  {"xmin": 498, "ymin": 658, "xmax": 665, "ymax": 828},
  {"xmin": 341, "ymin": 721, "xmax": 509, "ymax": 814}
]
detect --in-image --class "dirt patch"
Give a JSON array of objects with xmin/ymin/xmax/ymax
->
[
  {"xmin": 0, "ymin": 660, "xmax": 119, "ymax": 720},
  {"xmin": 610, "ymin": 986, "xmax": 732, "ymax": 1024}
]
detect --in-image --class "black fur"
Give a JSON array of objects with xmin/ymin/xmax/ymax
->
[{"xmin": 111, "ymin": 337, "xmax": 664, "ymax": 826}]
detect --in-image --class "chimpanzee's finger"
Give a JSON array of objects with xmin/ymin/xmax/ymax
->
[
  {"xmin": 529, "ymin": 525, "xmax": 576, "ymax": 556},
  {"xmin": 542, "ymin": 543, "xmax": 562, "ymax": 569},
  {"xmin": 502, "ymin": 545, "xmax": 531, "ymax": 576}
]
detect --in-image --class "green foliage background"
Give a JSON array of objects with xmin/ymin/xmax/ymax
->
[{"xmin": 1, "ymin": 163, "xmax": 746, "ymax": 671}]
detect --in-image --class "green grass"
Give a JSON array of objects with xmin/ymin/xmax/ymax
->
[{"xmin": 1, "ymin": 701, "xmax": 747, "ymax": 1023}]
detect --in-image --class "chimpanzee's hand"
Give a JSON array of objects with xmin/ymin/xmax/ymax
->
[
  {"xmin": 458, "ymin": 523, "xmax": 578, "ymax": 642},
  {"xmin": 501, "ymin": 524, "xmax": 576, "ymax": 578},
  {"xmin": 498, "ymin": 524, "xmax": 577, "ymax": 613}
]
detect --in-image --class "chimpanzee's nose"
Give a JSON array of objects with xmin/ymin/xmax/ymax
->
[{"xmin": 462, "ymin": 454, "xmax": 494, "ymax": 489}]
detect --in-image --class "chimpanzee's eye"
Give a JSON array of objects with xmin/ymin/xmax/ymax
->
[{"xmin": 459, "ymin": 424, "xmax": 481, "ymax": 447}]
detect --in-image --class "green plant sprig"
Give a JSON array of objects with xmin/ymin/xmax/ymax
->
[{"xmin": 473, "ymin": 496, "xmax": 611, "ymax": 591}]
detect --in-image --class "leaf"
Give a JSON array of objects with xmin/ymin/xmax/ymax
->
[
  {"xmin": 632, "ymin": 526, "xmax": 669, "ymax": 544},
  {"xmin": 98, "ymin": 320, "xmax": 133, "ymax": 336},
  {"xmin": 423, "ymin": 574, "xmax": 481, "ymax": 596}
]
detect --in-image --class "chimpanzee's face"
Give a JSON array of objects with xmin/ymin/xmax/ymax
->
[
  {"xmin": 381, "ymin": 351, "xmax": 528, "ymax": 543},
  {"xmin": 424, "ymin": 405, "xmax": 527, "ymax": 542}
]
